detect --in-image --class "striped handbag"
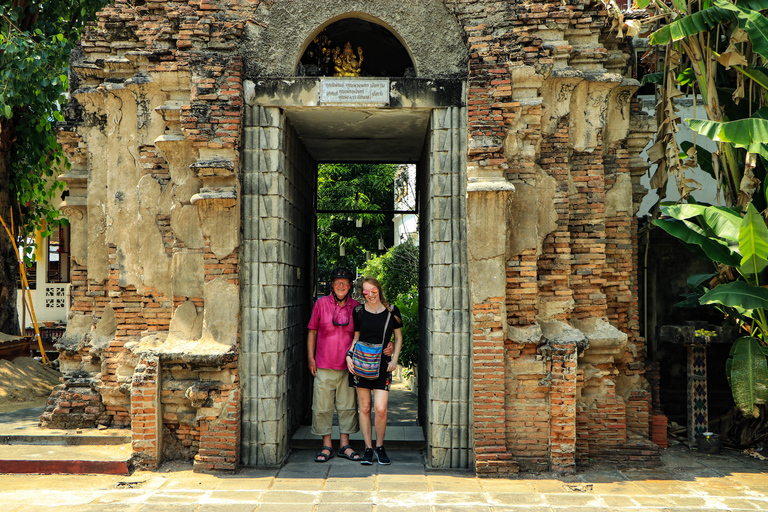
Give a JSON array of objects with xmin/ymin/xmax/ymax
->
[{"xmin": 351, "ymin": 310, "xmax": 391, "ymax": 379}]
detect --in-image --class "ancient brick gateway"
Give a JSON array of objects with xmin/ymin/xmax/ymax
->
[{"xmin": 52, "ymin": 0, "xmax": 658, "ymax": 474}]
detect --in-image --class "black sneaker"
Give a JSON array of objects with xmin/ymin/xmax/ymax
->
[
  {"xmin": 375, "ymin": 446, "xmax": 390, "ymax": 465},
  {"xmin": 360, "ymin": 447, "xmax": 374, "ymax": 465}
]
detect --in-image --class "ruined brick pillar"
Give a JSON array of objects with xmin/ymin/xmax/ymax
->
[
  {"xmin": 131, "ymin": 355, "xmax": 162, "ymax": 470},
  {"xmin": 548, "ymin": 341, "xmax": 578, "ymax": 472},
  {"xmin": 468, "ymin": 186, "xmax": 517, "ymax": 475}
]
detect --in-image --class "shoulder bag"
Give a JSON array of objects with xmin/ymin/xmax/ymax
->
[{"xmin": 350, "ymin": 309, "xmax": 391, "ymax": 379}]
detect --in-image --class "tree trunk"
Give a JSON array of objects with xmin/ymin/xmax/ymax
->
[{"xmin": 0, "ymin": 117, "xmax": 20, "ymax": 336}]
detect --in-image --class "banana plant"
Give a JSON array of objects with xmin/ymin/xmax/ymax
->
[
  {"xmin": 631, "ymin": 0, "xmax": 768, "ymax": 210},
  {"xmin": 654, "ymin": 202, "xmax": 768, "ymax": 417}
]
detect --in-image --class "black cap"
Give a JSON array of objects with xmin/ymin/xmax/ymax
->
[{"xmin": 330, "ymin": 267, "xmax": 354, "ymax": 282}]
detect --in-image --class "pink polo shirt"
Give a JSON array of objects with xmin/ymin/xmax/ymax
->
[{"xmin": 308, "ymin": 294, "xmax": 360, "ymax": 370}]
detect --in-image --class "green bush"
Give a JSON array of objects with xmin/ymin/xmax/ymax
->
[
  {"xmin": 360, "ymin": 239, "xmax": 418, "ymax": 301},
  {"xmin": 394, "ymin": 285, "xmax": 419, "ymax": 368},
  {"xmin": 361, "ymin": 240, "xmax": 419, "ymax": 368}
]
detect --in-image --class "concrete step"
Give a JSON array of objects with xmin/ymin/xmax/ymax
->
[
  {"xmin": 0, "ymin": 443, "xmax": 132, "ymax": 475},
  {"xmin": 291, "ymin": 424, "xmax": 425, "ymax": 451},
  {"xmin": 0, "ymin": 406, "xmax": 132, "ymax": 475}
]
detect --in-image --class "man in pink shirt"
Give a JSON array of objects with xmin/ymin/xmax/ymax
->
[{"xmin": 307, "ymin": 267, "xmax": 362, "ymax": 462}]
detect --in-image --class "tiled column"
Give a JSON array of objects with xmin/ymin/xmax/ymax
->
[
  {"xmin": 686, "ymin": 344, "xmax": 708, "ymax": 441},
  {"xmin": 241, "ymin": 105, "xmax": 287, "ymax": 466},
  {"xmin": 240, "ymin": 105, "xmax": 314, "ymax": 466},
  {"xmin": 424, "ymin": 106, "xmax": 472, "ymax": 469}
]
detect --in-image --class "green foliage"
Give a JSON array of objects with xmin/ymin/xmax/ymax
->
[
  {"xmin": 394, "ymin": 285, "xmax": 418, "ymax": 368},
  {"xmin": 687, "ymin": 108, "xmax": 768, "ymax": 160},
  {"xmin": 727, "ymin": 336, "xmax": 768, "ymax": 417},
  {"xmin": 637, "ymin": 0, "xmax": 768, "ymax": 208},
  {"xmin": 0, "ymin": 0, "xmax": 109, "ymax": 248},
  {"xmin": 360, "ymin": 240, "xmax": 419, "ymax": 367},
  {"xmin": 316, "ymin": 163, "xmax": 397, "ymax": 284},
  {"xmin": 359, "ymin": 238, "xmax": 418, "ymax": 303},
  {"xmin": 655, "ymin": 202, "xmax": 768, "ymax": 416}
]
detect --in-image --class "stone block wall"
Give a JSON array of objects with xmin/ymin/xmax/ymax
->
[{"xmin": 240, "ymin": 107, "xmax": 314, "ymax": 466}]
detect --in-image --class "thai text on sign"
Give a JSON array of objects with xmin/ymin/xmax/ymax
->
[{"xmin": 319, "ymin": 79, "xmax": 390, "ymax": 105}]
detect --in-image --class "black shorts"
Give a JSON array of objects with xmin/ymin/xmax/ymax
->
[{"xmin": 349, "ymin": 370, "xmax": 392, "ymax": 391}]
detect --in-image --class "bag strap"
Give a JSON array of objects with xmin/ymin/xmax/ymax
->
[{"xmin": 381, "ymin": 310, "xmax": 391, "ymax": 346}]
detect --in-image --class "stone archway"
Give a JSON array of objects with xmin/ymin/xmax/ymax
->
[{"xmin": 239, "ymin": 0, "xmax": 467, "ymax": 78}]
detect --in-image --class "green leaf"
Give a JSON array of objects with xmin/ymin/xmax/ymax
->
[
  {"xmin": 671, "ymin": 0, "xmax": 687, "ymax": 11},
  {"xmin": 650, "ymin": 0, "xmax": 768, "ymax": 62},
  {"xmin": 675, "ymin": 292, "xmax": 706, "ymax": 308},
  {"xmin": 641, "ymin": 72, "xmax": 664, "ymax": 85},
  {"xmin": 728, "ymin": 336, "xmax": 768, "ymax": 417},
  {"xmin": 680, "ymin": 142, "xmax": 715, "ymax": 181},
  {"xmin": 715, "ymin": 0, "xmax": 768, "ymax": 62},
  {"xmin": 649, "ymin": 4, "xmax": 733, "ymax": 45},
  {"xmin": 661, "ymin": 204, "xmax": 742, "ymax": 242},
  {"xmin": 688, "ymin": 272, "xmax": 717, "ymax": 290},
  {"xmin": 3, "ymin": 104, "xmax": 11, "ymax": 119},
  {"xmin": 635, "ymin": 0, "xmax": 651, "ymax": 7},
  {"xmin": 653, "ymin": 217, "xmax": 742, "ymax": 266},
  {"xmin": 53, "ymin": 111, "xmax": 64, "ymax": 122},
  {"xmin": 734, "ymin": 65, "xmax": 768, "ymax": 92},
  {"xmin": 739, "ymin": 203, "xmax": 768, "ymax": 275},
  {"xmin": 677, "ymin": 67, "xmax": 697, "ymax": 87},
  {"xmin": 700, "ymin": 280, "xmax": 768, "ymax": 311},
  {"xmin": 687, "ymin": 113, "xmax": 768, "ymax": 160}
]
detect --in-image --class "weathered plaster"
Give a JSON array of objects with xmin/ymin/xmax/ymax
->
[
  {"xmin": 171, "ymin": 252, "xmax": 204, "ymax": 299},
  {"xmin": 200, "ymin": 203, "xmax": 239, "ymax": 260},
  {"xmin": 467, "ymin": 188, "xmax": 513, "ymax": 303},
  {"xmin": 138, "ymin": 175, "xmax": 172, "ymax": 297},
  {"xmin": 605, "ymin": 173, "xmax": 633, "ymax": 218}
]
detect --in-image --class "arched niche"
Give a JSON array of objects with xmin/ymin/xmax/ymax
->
[
  {"xmin": 297, "ymin": 16, "xmax": 415, "ymax": 77},
  {"xmin": 243, "ymin": 0, "xmax": 468, "ymax": 78}
]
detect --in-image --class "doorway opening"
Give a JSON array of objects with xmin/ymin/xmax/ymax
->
[{"xmin": 310, "ymin": 161, "xmax": 421, "ymax": 444}]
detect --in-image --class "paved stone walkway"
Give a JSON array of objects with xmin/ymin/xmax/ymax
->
[{"xmin": 0, "ymin": 445, "xmax": 765, "ymax": 511}]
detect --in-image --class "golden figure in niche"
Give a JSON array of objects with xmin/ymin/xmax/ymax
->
[{"xmin": 333, "ymin": 42, "xmax": 364, "ymax": 77}]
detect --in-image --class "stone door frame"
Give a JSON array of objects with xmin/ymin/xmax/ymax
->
[{"xmin": 239, "ymin": 79, "xmax": 472, "ymax": 468}]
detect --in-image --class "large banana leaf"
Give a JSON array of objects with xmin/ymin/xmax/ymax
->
[
  {"xmin": 650, "ymin": 4, "xmax": 733, "ymax": 45},
  {"xmin": 687, "ymin": 111, "xmax": 768, "ymax": 159},
  {"xmin": 739, "ymin": 203, "xmax": 768, "ymax": 275},
  {"xmin": 716, "ymin": 0, "xmax": 768, "ymax": 61},
  {"xmin": 662, "ymin": 204, "xmax": 742, "ymax": 241},
  {"xmin": 650, "ymin": 0, "xmax": 768, "ymax": 61},
  {"xmin": 699, "ymin": 280, "xmax": 768, "ymax": 312},
  {"xmin": 653, "ymin": 218, "xmax": 742, "ymax": 266},
  {"xmin": 728, "ymin": 336, "xmax": 768, "ymax": 417}
]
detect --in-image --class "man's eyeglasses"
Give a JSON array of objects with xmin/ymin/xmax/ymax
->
[
  {"xmin": 332, "ymin": 305, "xmax": 350, "ymax": 326},
  {"xmin": 333, "ymin": 281, "xmax": 351, "ymax": 289}
]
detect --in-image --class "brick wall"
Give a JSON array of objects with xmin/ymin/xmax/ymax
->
[{"xmin": 56, "ymin": 0, "xmax": 656, "ymax": 474}]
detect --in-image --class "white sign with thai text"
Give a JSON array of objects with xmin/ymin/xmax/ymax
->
[{"xmin": 319, "ymin": 79, "xmax": 390, "ymax": 106}]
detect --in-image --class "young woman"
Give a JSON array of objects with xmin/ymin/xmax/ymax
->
[{"xmin": 345, "ymin": 277, "xmax": 403, "ymax": 465}]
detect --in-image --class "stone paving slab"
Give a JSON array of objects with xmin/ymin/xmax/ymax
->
[{"xmin": 0, "ymin": 446, "xmax": 764, "ymax": 511}]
